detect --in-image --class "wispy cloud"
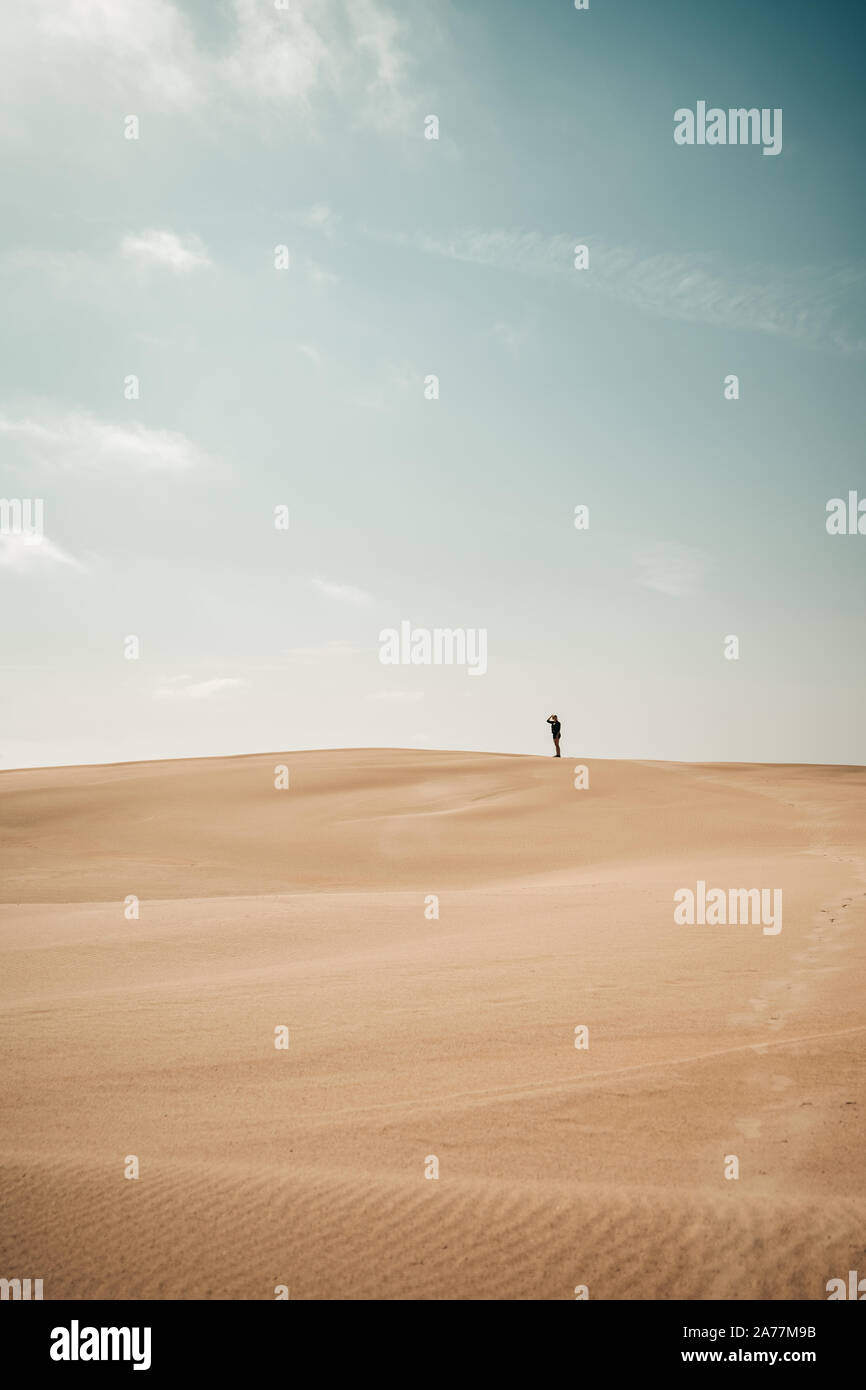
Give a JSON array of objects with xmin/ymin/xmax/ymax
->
[
  {"xmin": 347, "ymin": 0, "xmax": 412, "ymax": 128},
  {"xmin": 386, "ymin": 227, "xmax": 866, "ymax": 353},
  {"xmin": 634, "ymin": 543, "xmax": 711, "ymax": 598},
  {"xmin": 153, "ymin": 677, "xmax": 249, "ymax": 700},
  {"xmin": 309, "ymin": 578, "xmax": 374, "ymax": 605},
  {"xmin": 0, "ymin": 237, "xmax": 210, "ymax": 293},
  {"xmin": 121, "ymin": 230, "xmax": 212, "ymax": 273},
  {"xmin": 294, "ymin": 203, "xmax": 339, "ymax": 241},
  {"xmin": 31, "ymin": 0, "xmax": 202, "ymax": 111},
  {"xmin": 0, "ymin": 533, "xmax": 85, "ymax": 574},
  {"xmin": 304, "ymin": 256, "xmax": 339, "ymax": 288},
  {"xmin": 0, "ymin": 410, "xmax": 208, "ymax": 473},
  {"xmin": 5, "ymin": 0, "xmax": 420, "ymax": 137}
]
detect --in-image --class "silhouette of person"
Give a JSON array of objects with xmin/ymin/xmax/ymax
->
[{"xmin": 547, "ymin": 714, "xmax": 561, "ymax": 757}]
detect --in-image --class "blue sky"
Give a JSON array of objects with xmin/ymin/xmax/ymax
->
[{"xmin": 1, "ymin": 0, "xmax": 863, "ymax": 768}]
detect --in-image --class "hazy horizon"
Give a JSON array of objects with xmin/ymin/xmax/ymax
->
[{"xmin": 4, "ymin": 744, "xmax": 865, "ymax": 775}]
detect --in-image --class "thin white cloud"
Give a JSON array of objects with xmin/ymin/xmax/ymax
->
[
  {"xmin": 297, "ymin": 344, "xmax": 322, "ymax": 366},
  {"xmin": 0, "ymin": 410, "xmax": 207, "ymax": 472},
  {"xmin": 634, "ymin": 543, "xmax": 711, "ymax": 598},
  {"xmin": 5, "ymin": 0, "xmax": 420, "ymax": 137},
  {"xmin": 309, "ymin": 578, "xmax": 373, "ymax": 605},
  {"xmin": 121, "ymin": 230, "xmax": 212, "ymax": 273},
  {"xmin": 305, "ymin": 257, "xmax": 339, "ymax": 288},
  {"xmin": 0, "ymin": 533, "xmax": 85, "ymax": 574},
  {"xmin": 219, "ymin": 0, "xmax": 340, "ymax": 115},
  {"xmin": 295, "ymin": 204, "xmax": 339, "ymax": 241},
  {"xmin": 153, "ymin": 677, "xmax": 249, "ymax": 701},
  {"xmin": 387, "ymin": 227, "xmax": 866, "ymax": 354},
  {"xmin": 347, "ymin": 0, "xmax": 411, "ymax": 124},
  {"xmin": 32, "ymin": 0, "xmax": 202, "ymax": 110}
]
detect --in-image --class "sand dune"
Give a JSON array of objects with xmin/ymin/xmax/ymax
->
[{"xmin": 1, "ymin": 749, "xmax": 864, "ymax": 1299}]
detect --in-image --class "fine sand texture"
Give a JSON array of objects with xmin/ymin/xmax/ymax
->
[{"xmin": 1, "ymin": 749, "xmax": 864, "ymax": 1300}]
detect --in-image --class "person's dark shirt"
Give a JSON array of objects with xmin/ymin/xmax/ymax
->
[{"xmin": 550, "ymin": 720, "xmax": 561, "ymax": 739}]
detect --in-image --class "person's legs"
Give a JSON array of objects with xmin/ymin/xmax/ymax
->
[{"xmin": 553, "ymin": 736, "xmax": 561, "ymax": 757}]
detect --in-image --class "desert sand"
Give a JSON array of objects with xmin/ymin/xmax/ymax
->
[{"xmin": 1, "ymin": 748, "xmax": 864, "ymax": 1300}]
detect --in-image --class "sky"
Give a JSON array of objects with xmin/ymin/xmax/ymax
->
[{"xmin": 0, "ymin": 0, "xmax": 864, "ymax": 769}]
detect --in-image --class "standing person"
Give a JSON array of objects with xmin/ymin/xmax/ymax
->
[{"xmin": 547, "ymin": 713, "xmax": 561, "ymax": 757}]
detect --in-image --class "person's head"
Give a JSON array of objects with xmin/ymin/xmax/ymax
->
[{"xmin": 550, "ymin": 713, "xmax": 558, "ymax": 720}]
